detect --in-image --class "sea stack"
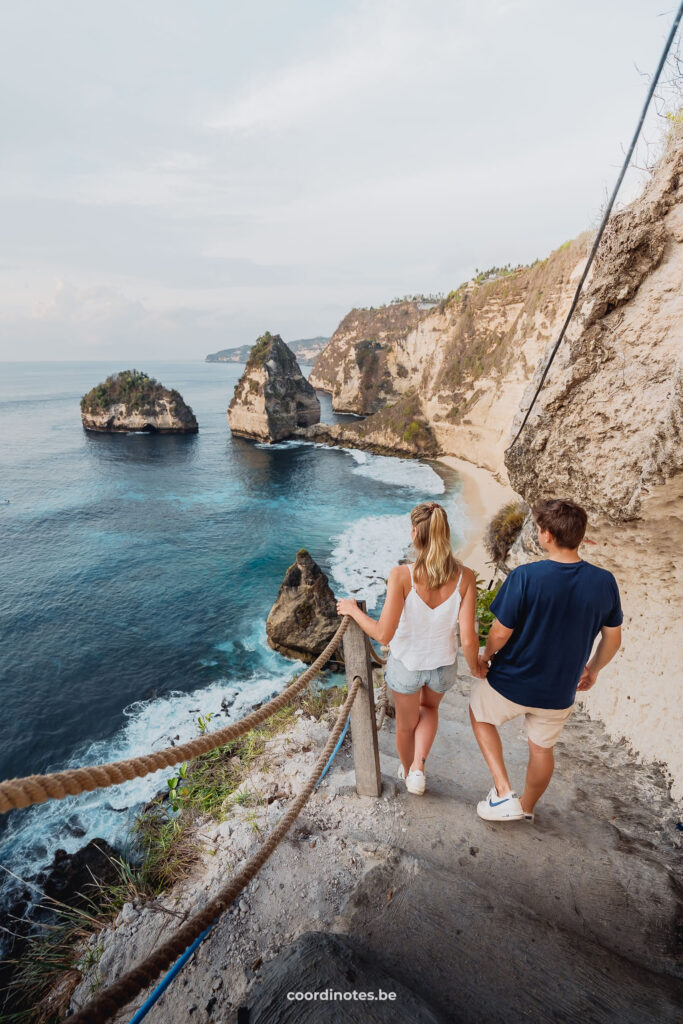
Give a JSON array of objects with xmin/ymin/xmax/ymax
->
[
  {"xmin": 227, "ymin": 332, "xmax": 320, "ymax": 442},
  {"xmin": 266, "ymin": 549, "xmax": 340, "ymax": 663},
  {"xmin": 80, "ymin": 371, "xmax": 198, "ymax": 434}
]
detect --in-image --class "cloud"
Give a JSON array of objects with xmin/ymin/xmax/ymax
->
[{"xmin": 206, "ymin": 4, "xmax": 439, "ymax": 135}]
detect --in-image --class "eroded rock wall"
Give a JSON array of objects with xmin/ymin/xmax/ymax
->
[
  {"xmin": 505, "ymin": 128, "xmax": 683, "ymax": 800},
  {"xmin": 310, "ymin": 241, "xmax": 591, "ymax": 472}
]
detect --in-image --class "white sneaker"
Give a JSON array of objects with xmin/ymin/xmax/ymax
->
[
  {"xmin": 397, "ymin": 764, "xmax": 405, "ymax": 781},
  {"xmin": 405, "ymin": 769, "xmax": 426, "ymax": 795},
  {"xmin": 523, "ymin": 811, "xmax": 535, "ymax": 823},
  {"xmin": 477, "ymin": 787, "xmax": 524, "ymax": 821}
]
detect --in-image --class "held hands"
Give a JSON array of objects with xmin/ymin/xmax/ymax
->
[
  {"xmin": 471, "ymin": 653, "xmax": 490, "ymax": 679},
  {"xmin": 576, "ymin": 663, "xmax": 599, "ymax": 691},
  {"xmin": 336, "ymin": 597, "xmax": 359, "ymax": 619}
]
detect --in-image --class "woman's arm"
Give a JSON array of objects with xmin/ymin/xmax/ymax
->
[
  {"xmin": 336, "ymin": 565, "xmax": 406, "ymax": 645},
  {"xmin": 458, "ymin": 567, "xmax": 484, "ymax": 676}
]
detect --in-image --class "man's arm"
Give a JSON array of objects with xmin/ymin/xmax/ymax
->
[
  {"xmin": 478, "ymin": 618, "xmax": 514, "ymax": 673},
  {"xmin": 577, "ymin": 625, "xmax": 622, "ymax": 691},
  {"xmin": 457, "ymin": 568, "xmax": 481, "ymax": 676}
]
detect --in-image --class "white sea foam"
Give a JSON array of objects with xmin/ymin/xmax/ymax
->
[
  {"xmin": 254, "ymin": 440, "xmax": 313, "ymax": 450},
  {"xmin": 0, "ymin": 660, "xmax": 294, "ymax": 882},
  {"xmin": 329, "ymin": 479, "xmax": 468, "ymax": 612},
  {"xmin": 329, "ymin": 512, "xmax": 411, "ymax": 611},
  {"xmin": 253, "ymin": 439, "xmax": 445, "ymax": 494},
  {"xmin": 341, "ymin": 448, "xmax": 445, "ymax": 494}
]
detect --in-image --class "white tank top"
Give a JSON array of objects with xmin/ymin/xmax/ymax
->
[{"xmin": 390, "ymin": 563, "xmax": 463, "ymax": 671}]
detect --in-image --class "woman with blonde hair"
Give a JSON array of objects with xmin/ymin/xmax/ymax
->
[{"xmin": 337, "ymin": 501, "xmax": 481, "ymax": 794}]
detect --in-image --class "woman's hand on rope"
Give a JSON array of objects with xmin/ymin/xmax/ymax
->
[{"xmin": 336, "ymin": 597, "xmax": 358, "ymax": 618}]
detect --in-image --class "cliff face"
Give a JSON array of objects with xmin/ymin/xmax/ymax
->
[
  {"xmin": 310, "ymin": 243, "xmax": 591, "ymax": 471},
  {"xmin": 505, "ymin": 129, "xmax": 683, "ymax": 800},
  {"xmin": 227, "ymin": 333, "xmax": 320, "ymax": 442},
  {"xmin": 80, "ymin": 371, "xmax": 198, "ymax": 434},
  {"xmin": 309, "ymin": 303, "xmax": 427, "ymax": 414}
]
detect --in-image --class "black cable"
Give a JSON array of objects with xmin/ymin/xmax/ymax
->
[{"xmin": 506, "ymin": 1, "xmax": 683, "ymax": 453}]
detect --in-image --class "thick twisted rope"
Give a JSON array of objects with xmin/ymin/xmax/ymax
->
[
  {"xmin": 375, "ymin": 678, "xmax": 388, "ymax": 731},
  {"xmin": 0, "ymin": 618, "xmax": 350, "ymax": 815},
  {"xmin": 374, "ymin": 644, "xmax": 389, "ymax": 729},
  {"xmin": 69, "ymin": 674, "xmax": 363, "ymax": 1024}
]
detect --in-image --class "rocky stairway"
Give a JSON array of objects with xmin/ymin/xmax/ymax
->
[{"xmin": 244, "ymin": 655, "xmax": 682, "ymax": 1024}]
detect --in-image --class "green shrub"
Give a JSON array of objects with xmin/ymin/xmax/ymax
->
[
  {"xmin": 476, "ymin": 582, "xmax": 501, "ymax": 643},
  {"xmin": 403, "ymin": 421, "xmax": 421, "ymax": 443},
  {"xmin": 484, "ymin": 502, "xmax": 527, "ymax": 566},
  {"xmin": 80, "ymin": 370, "xmax": 162, "ymax": 415},
  {"xmin": 246, "ymin": 332, "xmax": 275, "ymax": 368}
]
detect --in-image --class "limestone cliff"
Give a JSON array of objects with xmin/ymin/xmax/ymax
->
[
  {"xmin": 309, "ymin": 302, "xmax": 427, "ymax": 414},
  {"xmin": 295, "ymin": 392, "xmax": 438, "ymax": 458},
  {"xmin": 227, "ymin": 333, "xmax": 320, "ymax": 442},
  {"xmin": 80, "ymin": 371, "xmax": 198, "ymax": 434},
  {"xmin": 310, "ymin": 243, "xmax": 591, "ymax": 472},
  {"xmin": 505, "ymin": 127, "xmax": 683, "ymax": 800}
]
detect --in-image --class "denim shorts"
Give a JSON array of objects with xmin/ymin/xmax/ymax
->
[{"xmin": 385, "ymin": 653, "xmax": 459, "ymax": 696}]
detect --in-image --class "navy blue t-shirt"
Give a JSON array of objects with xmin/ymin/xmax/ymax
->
[{"xmin": 487, "ymin": 560, "xmax": 623, "ymax": 709}]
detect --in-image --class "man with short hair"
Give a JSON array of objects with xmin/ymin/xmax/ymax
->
[{"xmin": 469, "ymin": 498, "xmax": 622, "ymax": 822}]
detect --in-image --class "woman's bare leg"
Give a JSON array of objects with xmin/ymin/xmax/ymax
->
[
  {"xmin": 392, "ymin": 690, "xmax": 422, "ymax": 775},
  {"xmin": 412, "ymin": 686, "xmax": 445, "ymax": 772}
]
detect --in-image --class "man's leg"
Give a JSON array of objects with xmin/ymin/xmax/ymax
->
[
  {"xmin": 520, "ymin": 739, "xmax": 555, "ymax": 814},
  {"xmin": 412, "ymin": 687, "xmax": 445, "ymax": 772},
  {"xmin": 392, "ymin": 690, "xmax": 422, "ymax": 776},
  {"xmin": 469, "ymin": 706, "xmax": 514, "ymax": 796}
]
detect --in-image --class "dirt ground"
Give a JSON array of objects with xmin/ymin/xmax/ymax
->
[{"xmin": 72, "ymin": 656, "xmax": 682, "ymax": 1024}]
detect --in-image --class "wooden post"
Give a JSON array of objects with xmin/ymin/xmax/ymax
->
[{"xmin": 342, "ymin": 602, "xmax": 382, "ymax": 797}]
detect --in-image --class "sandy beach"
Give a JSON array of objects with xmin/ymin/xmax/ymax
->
[{"xmin": 439, "ymin": 455, "xmax": 518, "ymax": 581}]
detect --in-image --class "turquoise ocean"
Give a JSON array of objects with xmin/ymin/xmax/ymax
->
[{"xmin": 0, "ymin": 361, "xmax": 466, "ymax": 899}]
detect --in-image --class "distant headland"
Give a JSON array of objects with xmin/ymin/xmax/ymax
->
[{"xmin": 206, "ymin": 337, "xmax": 329, "ymax": 364}]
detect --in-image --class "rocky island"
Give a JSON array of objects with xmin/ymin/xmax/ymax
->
[
  {"xmin": 227, "ymin": 332, "xmax": 320, "ymax": 442},
  {"xmin": 80, "ymin": 370, "xmax": 198, "ymax": 434},
  {"xmin": 266, "ymin": 549, "xmax": 340, "ymax": 663}
]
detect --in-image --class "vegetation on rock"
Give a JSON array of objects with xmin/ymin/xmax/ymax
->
[
  {"xmin": 355, "ymin": 393, "xmax": 438, "ymax": 455},
  {"xmin": 80, "ymin": 370, "xmax": 171, "ymax": 415},
  {"xmin": 246, "ymin": 332, "xmax": 276, "ymax": 369},
  {"xmin": 485, "ymin": 502, "xmax": 528, "ymax": 567}
]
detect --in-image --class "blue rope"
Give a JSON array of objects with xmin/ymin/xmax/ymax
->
[
  {"xmin": 128, "ymin": 717, "xmax": 350, "ymax": 1022},
  {"xmin": 314, "ymin": 714, "xmax": 350, "ymax": 789},
  {"xmin": 128, "ymin": 925, "xmax": 214, "ymax": 1023}
]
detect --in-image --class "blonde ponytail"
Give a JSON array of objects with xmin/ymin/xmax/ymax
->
[{"xmin": 411, "ymin": 502, "xmax": 459, "ymax": 588}]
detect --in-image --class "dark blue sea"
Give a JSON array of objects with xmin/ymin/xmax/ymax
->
[{"xmin": 0, "ymin": 361, "xmax": 466, "ymax": 892}]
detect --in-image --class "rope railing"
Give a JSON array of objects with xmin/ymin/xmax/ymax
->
[
  {"xmin": 0, "ymin": 617, "xmax": 351, "ymax": 815},
  {"xmin": 69, "ymin": 674, "xmax": 363, "ymax": 1024}
]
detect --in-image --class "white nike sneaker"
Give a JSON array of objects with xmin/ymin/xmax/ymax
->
[
  {"xmin": 477, "ymin": 787, "xmax": 524, "ymax": 821},
  {"xmin": 406, "ymin": 769, "xmax": 426, "ymax": 795}
]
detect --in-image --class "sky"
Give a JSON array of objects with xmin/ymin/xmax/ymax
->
[{"xmin": 0, "ymin": 0, "xmax": 680, "ymax": 361}]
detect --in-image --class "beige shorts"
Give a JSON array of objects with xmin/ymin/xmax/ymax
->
[{"xmin": 469, "ymin": 678, "xmax": 574, "ymax": 748}]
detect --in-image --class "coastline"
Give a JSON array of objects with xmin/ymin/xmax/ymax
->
[{"xmin": 439, "ymin": 455, "xmax": 518, "ymax": 580}]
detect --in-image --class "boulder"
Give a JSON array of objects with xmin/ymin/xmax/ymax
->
[
  {"xmin": 266, "ymin": 550, "xmax": 340, "ymax": 663},
  {"xmin": 81, "ymin": 370, "xmax": 198, "ymax": 433},
  {"xmin": 37, "ymin": 839, "xmax": 121, "ymax": 908},
  {"xmin": 227, "ymin": 332, "xmax": 320, "ymax": 442}
]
